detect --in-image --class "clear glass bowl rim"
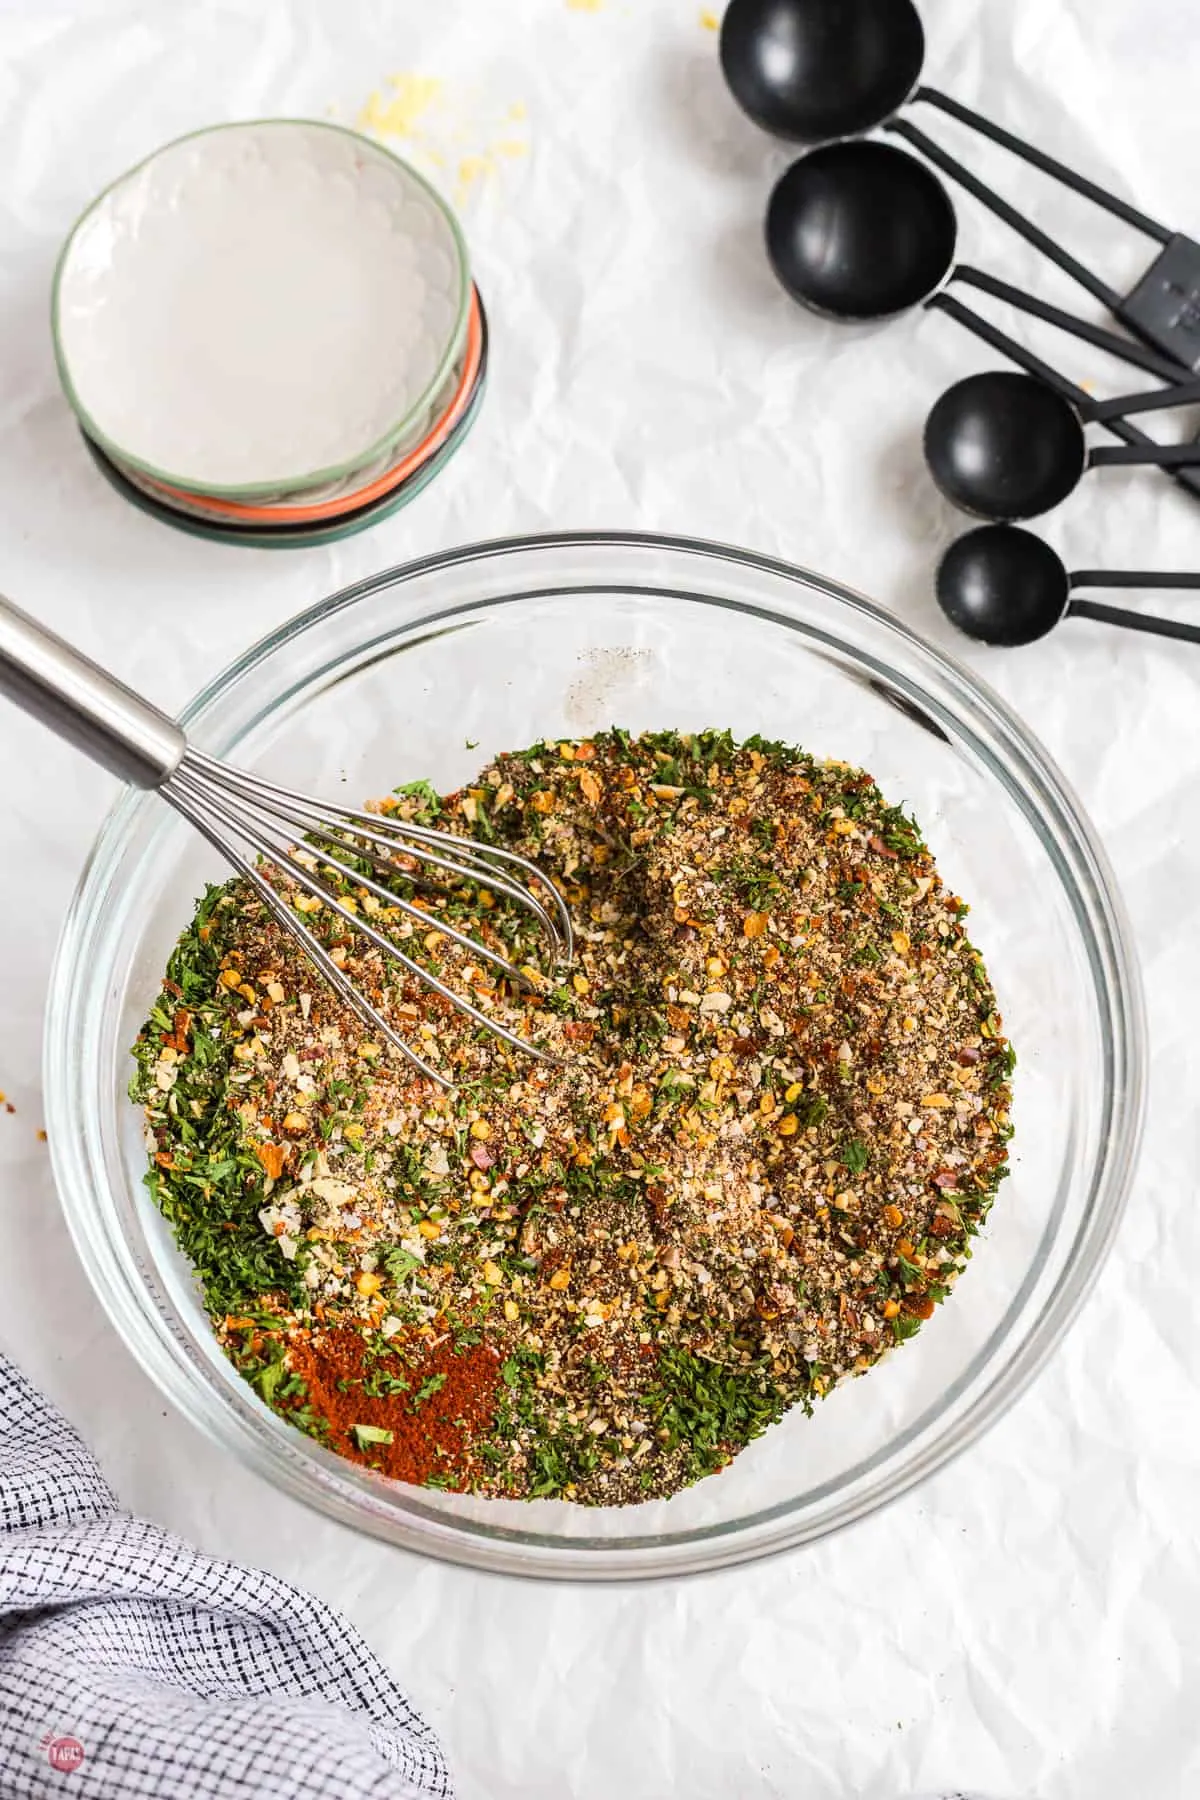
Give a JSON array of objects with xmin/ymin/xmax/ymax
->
[{"xmin": 43, "ymin": 529, "xmax": 1147, "ymax": 1581}]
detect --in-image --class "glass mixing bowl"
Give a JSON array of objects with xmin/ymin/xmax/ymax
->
[{"xmin": 45, "ymin": 533, "xmax": 1145, "ymax": 1579}]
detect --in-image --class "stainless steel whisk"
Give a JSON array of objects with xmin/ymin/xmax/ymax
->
[{"xmin": 0, "ymin": 595, "xmax": 573, "ymax": 1086}]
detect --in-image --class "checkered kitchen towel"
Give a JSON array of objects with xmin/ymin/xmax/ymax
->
[{"xmin": 0, "ymin": 1349, "xmax": 453, "ymax": 1799}]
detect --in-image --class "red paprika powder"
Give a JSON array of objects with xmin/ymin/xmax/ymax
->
[{"xmin": 285, "ymin": 1326, "xmax": 500, "ymax": 1489}]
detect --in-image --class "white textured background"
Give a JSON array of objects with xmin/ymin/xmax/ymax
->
[{"xmin": 1, "ymin": 2, "xmax": 1198, "ymax": 1796}]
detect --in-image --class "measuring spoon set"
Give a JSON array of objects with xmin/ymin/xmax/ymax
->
[{"xmin": 720, "ymin": 0, "xmax": 1200, "ymax": 649}]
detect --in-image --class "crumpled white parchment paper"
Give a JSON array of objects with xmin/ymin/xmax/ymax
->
[{"xmin": 0, "ymin": 3, "xmax": 1197, "ymax": 1796}]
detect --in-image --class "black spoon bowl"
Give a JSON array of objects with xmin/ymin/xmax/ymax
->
[
  {"xmin": 925, "ymin": 374, "xmax": 1086, "ymax": 522},
  {"xmin": 926, "ymin": 370, "xmax": 1200, "ymax": 521},
  {"xmin": 766, "ymin": 139, "xmax": 954, "ymax": 318},
  {"xmin": 937, "ymin": 528, "xmax": 1074, "ymax": 645},
  {"xmin": 720, "ymin": 0, "xmax": 924, "ymax": 143},
  {"xmin": 937, "ymin": 525, "xmax": 1200, "ymax": 648},
  {"xmin": 766, "ymin": 140, "xmax": 1189, "ymax": 377}
]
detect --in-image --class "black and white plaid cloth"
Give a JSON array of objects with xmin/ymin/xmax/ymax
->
[{"xmin": 0, "ymin": 1348, "xmax": 454, "ymax": 1799}]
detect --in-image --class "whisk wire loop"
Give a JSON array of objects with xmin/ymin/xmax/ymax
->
[
  {"xmin": 163, "ymin": 747, "xmax": 570, "ymax": 1086},
  {"xmin": 183, "ymin": 750, "xmax": 573, "ymax": 958},
  {"xmin": 0, "ymin": 592, "xmax": 572, "ymax": 1091}
]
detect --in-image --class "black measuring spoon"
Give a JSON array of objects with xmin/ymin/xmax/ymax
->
[
  {"xmin": 720, "ymin": 0, "xmax": 927, "ymax": 142},
  {"xmin": 720, "ymin": 0, "xmax": 1200, "ymax": 370},
  {"xmin": 937, "ymin": 526, "xmax": 1200, "ymax": 647},
  {"xmin": 925, "ymin": 370, "xmax": 1200, "ymax": 521},
  {"xmin": 765, "ymin": 141, "xmax": 1200, "ymax": 500}
]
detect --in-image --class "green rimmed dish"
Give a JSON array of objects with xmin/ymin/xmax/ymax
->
[{"xmin": 53, "ymin": 120, "xmax": 472, "ymax": 500}]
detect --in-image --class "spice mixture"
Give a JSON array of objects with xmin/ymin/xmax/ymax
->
[{"xmin": 132, "ymin": 730, "xmax": 1013, "ymax": 1505}]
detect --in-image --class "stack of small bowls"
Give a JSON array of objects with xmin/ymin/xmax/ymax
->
[{"xmin": 52, "ymin": 121, "xmax": 485, "ymax": 548}]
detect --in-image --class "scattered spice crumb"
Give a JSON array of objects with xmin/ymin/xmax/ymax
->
[
  {"xmin": 357, "ymin": 72, "xmax": 444, "ymax": 140},
  {"xmin": 132, "ymin": 730, "xmax": 1013, "ymax": 1507},
  {"xmin": 354, "ymin": 72, "xmax": 530, "ymax": 213},
  {"xmin": 700, "ymin": 8, "xmax": 720, "ymax": 27},
  {"xmin": 457, "ymin": 155, "xmax": 492, "ymax": 195}
]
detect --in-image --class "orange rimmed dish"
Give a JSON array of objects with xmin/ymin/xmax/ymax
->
[{"xmin": 139, "ymin": 287, "xmax": 483, "ymax": 526}]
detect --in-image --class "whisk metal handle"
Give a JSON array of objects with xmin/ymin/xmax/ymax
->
[{"xmin": 0, "ymin": 593, "xmax": 185, "ymax": 787}]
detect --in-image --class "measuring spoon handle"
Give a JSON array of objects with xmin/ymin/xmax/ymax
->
[
  {"xmin": 913, "ymin": 88, "xmax": 1171, "ymax": 244},
  {"xmin": 1070, "ymin": 570, "xmax": 1200, "ymax": 590},
  {"xmin": 1090, "ymin": 443, "xmax": 1200, "ymax": 469},
  {"xmin": 890, "ymin": 118, "xmax": 1122, "ymax": 312},
  {"xmin": 1086, "ymin": 378, "xmax": 1200, "ymax": 423},
  {"xmin": 1070, "ymin": 598, "xmax": 1200, "ymax": 643},
  {"xmin": 954, "ymin": 267, "xmax": 1184, "ymax": 383}
]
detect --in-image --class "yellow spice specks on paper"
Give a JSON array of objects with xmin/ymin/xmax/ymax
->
[
  {"xmin": 458, "ymin": 153, "xmax": 491, "ymax": 189},
  {"xmin": 700, "ymin": 8, "xmax": 720, "ymax": 27},
  {"xmin": 354, "ymin": 71, "xmax": 530, "ymax": 213},
  {"xmin": 566, "ymin": 0, "xmax": 605, "ymax": 11},
  {"xmin": 453, "ymin": 142, "xmax": 526, "ymax": 205},
  {"xmin": 357, "ymin": 72, "xmax": 443, "ymax": 139}
]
